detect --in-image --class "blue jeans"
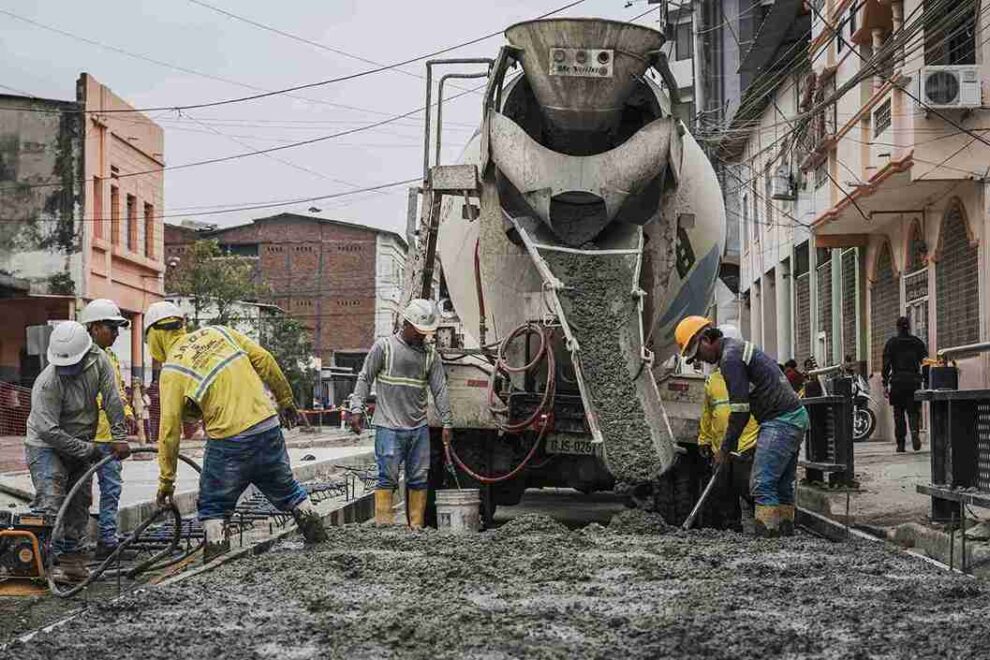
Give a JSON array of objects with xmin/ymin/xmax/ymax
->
[
  {"xmin": 25, "ymin": 445, "xmax": 91, "ymax": 555},
  {"xmin": 375, "ymin": 425, "xmax": 429, "ymax": 491},
  {"xmin": 751, "ymin": 414, "xmax": 808, "ymax": 507},
  {"xmin": 95, "ymin": 443, "xmax": 123, "ymax": 545},
  {"xmin": 197, "ymin": 426, "xmax": 308, "ymax": 521}
]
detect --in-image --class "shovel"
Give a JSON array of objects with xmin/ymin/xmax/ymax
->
[{"xmin": 681, "ymin": 459, "xmax": 727, "ymax": 531}]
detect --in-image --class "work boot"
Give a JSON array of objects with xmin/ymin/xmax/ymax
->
[
  {"xmin": 895, "ymin": 441, "xmax": 906, "ymax": 453},
  {"xmin": 94, "ymin": 541, "xmax": 119, "ymax": 561},
  {"xmin": 52, "ymin": 553, "xmax": 90, "ymax": 583},
  {"xmin": 912, "ymin": 435, "xmax": 922, "ymax": 451},
  {"xmin": 754, "ymin": 505, "xmax": 780, "ymax": 538},
  {"xmin": 407, "ymin": 489, "xmax": 428, "ymax": 529},
  {"xmin": 292, "ymin": 499, "xmax": 328, "ymax": 544},
  {"xmin": 375, "ymin": 489, "xmax": 394, "ymax": 525},
  {"xmin": 778, "ymin": 504, "xmax": 796, "ymax": 537},
  {"xmin": 202, "ymin": 519, "xmax": 229, "ymax": 564}
]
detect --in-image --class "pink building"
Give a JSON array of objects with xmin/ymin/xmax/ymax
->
[{"xmin": 0, "ymin": 73, "xmax": 164, "ymax": 384}]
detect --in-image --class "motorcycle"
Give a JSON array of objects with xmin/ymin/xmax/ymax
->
[{"xmin": 850, "ymin": 373, "xmax": 877, "ymax": 442}]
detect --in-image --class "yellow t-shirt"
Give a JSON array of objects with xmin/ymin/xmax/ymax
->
[
  {"xmin": 95, "ymin": 347, "xmax": 134, "ymax": 442},
  {"xmin": 697, "ymin": 369, "xmax": 759, "ymax": 454}
]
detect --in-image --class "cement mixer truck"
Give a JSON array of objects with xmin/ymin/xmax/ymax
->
[{"xmin": 405, "ymin": 18, "xmax": 726, "ymax": 525}]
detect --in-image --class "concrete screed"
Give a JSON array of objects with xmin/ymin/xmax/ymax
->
[{"xmin": 7, "ymin": 512, "xmax": 990, "ymax": 659}]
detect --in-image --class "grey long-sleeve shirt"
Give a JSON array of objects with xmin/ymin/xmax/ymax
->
[
  {"xmin": 349, "ymin": 334, "xmax": 453, "ymax": 430},
  {"xmin": 25, "ymin": 345, "xmax": 128, "ymax": 460}
]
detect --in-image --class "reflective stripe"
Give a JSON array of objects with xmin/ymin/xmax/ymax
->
[
  {"xmin": 162, "ymin": 363, "xmax": 202, "ymax": 382},
  {"xmin": 729, "ymin": 403, "xmax": 751, "ymax": 412},
  {"xmin": 711, "ymin": 398, "xmax": 730, "ymax": 406},
  {"xmin": 742, "ymin": 342, "xmax": 755, "ymax": 365},
  {"xmin": 194, "ymin": 349, "xmax": 247, "ymax": 400},
  {"xmin": 379, "ymin": 374, "xmax": 429, "ymax": 388}
]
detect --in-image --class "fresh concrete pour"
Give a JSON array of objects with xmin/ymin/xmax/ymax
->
[
  {"xmin": 547, "ymin": 251, "xmax": 662, "ymax": 483},
  {"xmin": 8, "ymin": 514, "xmax": 990, "ymax": 659}
]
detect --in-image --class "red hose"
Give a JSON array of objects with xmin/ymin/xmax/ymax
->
[{"xmin": 444, "ymin": 322, "xmax": 558, "ymax": 484}]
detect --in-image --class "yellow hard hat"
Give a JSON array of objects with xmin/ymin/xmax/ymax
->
[{"xmin": 675, "ymin": 315, "xmax": 713, "ymax": 359}]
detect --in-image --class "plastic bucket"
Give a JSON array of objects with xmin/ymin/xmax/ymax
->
[{"xmin": 435, "ymin": 489, "xmax": 481, "ymax": 533}]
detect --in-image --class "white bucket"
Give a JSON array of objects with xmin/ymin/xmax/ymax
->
[{"xmin": 435, "ymin": 489, "xmax": 481, "ymax": 533}]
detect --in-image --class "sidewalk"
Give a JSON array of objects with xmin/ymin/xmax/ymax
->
[{"xmin": 798, "ymin": 436, "xmax": 990, "ymax": 576}]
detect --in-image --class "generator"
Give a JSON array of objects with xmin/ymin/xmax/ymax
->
[{"xmin": 0, "ymin": 509, "xmax": 50, "ymax": 596}]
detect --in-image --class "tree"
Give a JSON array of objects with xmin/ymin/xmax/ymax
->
[
  {"xmin": 166, "ymin": 239, "xmax": 259, "ymax": 328},
  {"xmin": 261, "ymin": 312, "xmax": 318, "ymax": 407}
]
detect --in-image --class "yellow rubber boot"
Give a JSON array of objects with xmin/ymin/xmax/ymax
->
[
  {"xmin": 407, "ymin": 489, "xmax": 428, "ymax": 529},
  {"xmin": 374, "ymin": 489, "xmax": 394, "ymax": 525},
  {"xmin": 778, "ymin": 504, "xmax": 796, "ymax": 537},
  {"xmin": 754, "ymin": 505, "xmax": 780, "ymax": 538}
]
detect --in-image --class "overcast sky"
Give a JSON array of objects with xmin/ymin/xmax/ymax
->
[{"xmin": 1, "ymin": 0, "xmax": 662, "ymax": 236}]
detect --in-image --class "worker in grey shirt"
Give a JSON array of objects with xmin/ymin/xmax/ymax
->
[
  {"xmin": 25, "ymin": 321, "xmax": 131, "ymax": 583},
  {"xmin": 349, "ymin": 299, "xmax": 453, "ymax": 528}
]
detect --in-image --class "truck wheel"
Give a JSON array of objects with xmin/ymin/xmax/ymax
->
[{"xmin": 650, "ymin": 457, "xmax": 695, "ymax": 526}]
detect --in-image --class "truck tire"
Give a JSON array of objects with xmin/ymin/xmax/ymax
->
[{"xmin": 649, "ymin": 456, "xmax": 696, "ymax": 526}]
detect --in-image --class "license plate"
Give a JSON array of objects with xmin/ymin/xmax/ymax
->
[{"xmin": 545, "ymin": 436, "xmax": 599, "ymax": 456}]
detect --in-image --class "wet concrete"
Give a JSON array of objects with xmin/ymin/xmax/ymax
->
[
  {"xmin": 548, "ymin": 252, "xmax": 662, "ymax": 484},
  {"xmin": 8, "ymin": 515, "xmax": 990, "ymax": 658}
]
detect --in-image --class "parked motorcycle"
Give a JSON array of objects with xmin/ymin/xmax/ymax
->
[{"xmin": 850, "ymin": 373, "xmax": 877, "ymax": 442}]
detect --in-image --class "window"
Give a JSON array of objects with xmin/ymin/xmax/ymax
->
[
  {"xmin": 925, "ymin": 0, "xmax": 976, "ymax": 65},
  {"xmin": 675, "ymin": 22, "xmax": 693, "ymax": 61},
  {"xmin": 751, "ymin": 182, "xmax": 760, "ymax": 242},
  {"xmin": 110, "ymin": 186, "xmax": 120, "ymax": 246},
  {"xmin": 870, "ymin": 243, "xmax": 899, "ymax": 369},
  {"xmin": 144, "ymin": 203, "xmax": 155, "ymax": 258},
  {"xmin": 92, "ymin": 178, "xmax": 103, "ymax": 240},
  {"xmin": 126, "ymin": 194, "xmax": 137, "ymax": 252},
  {"xmin": 794, "ymin": 242, "xmax": 812, "ymax": 365},
  {"xmin": 815, "ymin": 160, "xmax": 828, "ymax": 189},
  {"xmin": 873, "ymin": 99, "xmax": 891, "ymax": 137},
  {"xmin": 764, "ymin": 167, "xmax": 774, "ymax": 228},
  {"xmin": 849, "ymin": 4, "xmax": 857, "ymax": 37},
  {"xmin": 936, "ymin": 203, "xmax": 979, "ymax": 350}
]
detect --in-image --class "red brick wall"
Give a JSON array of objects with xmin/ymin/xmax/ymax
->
[{"xmin": 216, "ymin": 216, "xmax": 377, "ymax": 363}]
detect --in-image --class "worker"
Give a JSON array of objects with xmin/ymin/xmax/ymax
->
[
  {"xmin": 695, "ymin": 324, "xmax": 759, "ymax": 531},
  {"xmin": 25, "ymin": 321, "xmax": 131, "ymax": 583},
  {"xmin": 882, "ymin": 316, "xmax": 928, "ymax": 452},
  {"xmin": 79, "ymin": 299, "xmax": 135, "ymax": 559},
  {"xmin": 144, "ymin": 301, "xmax": 326, "ymax": 562},
  {"xmin": 349, "ymin": 299, "xmax": 453, "ymax": 529},
  {"xmin": 783, "ymin": 359, "xmax": 805, "ymax": 393},
  {"xmin": 676, "ymin": 316, "xmax": 809, "ymax": 537}
]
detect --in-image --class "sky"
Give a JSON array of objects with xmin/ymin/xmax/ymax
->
[{"xmin": 1, "ymin": 0, "xmax": 663, "ymax": 237}]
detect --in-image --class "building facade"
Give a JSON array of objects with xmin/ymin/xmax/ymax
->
[
  {"xmin": 0, "ymin": 73, "xmax": 164, "ymax": 383},
  {"xmin": 164, "ymin": 213, "xmax": 407, "ymax": 373},
  {"xmin": 724, "ymin": 0, "xmax": 988, "ymax": 440}
]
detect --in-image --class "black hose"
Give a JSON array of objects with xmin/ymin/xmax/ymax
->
[{"xmin": 46, "ymin": 446, "xmax": 203, "ymax": 598}]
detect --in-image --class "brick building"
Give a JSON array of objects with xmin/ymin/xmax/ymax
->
[
  {"xmin": 0, "ymin": 73, "xmax": 164, "ymax": 384},
  {"xmin": 164, "ymin": 213, "xmax": 407, "ymax": 381}
]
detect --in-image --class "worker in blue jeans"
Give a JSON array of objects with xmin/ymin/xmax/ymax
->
[
  {"xmin": 349, "ymin": 299, "xmax": 453, "ymax": 528},
  {"xmin": 677, "ymin": 316, "xmax": 809, "ymax": 537}
]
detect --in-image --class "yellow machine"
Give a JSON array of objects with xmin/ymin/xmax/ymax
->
[{"xmin": 0, "ymin": 510, "xmax": 50, "ymax": 596}]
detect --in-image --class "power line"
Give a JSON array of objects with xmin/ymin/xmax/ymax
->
[{"xmin": 0, "ymin": 0, "xmax": 587, "ymax": 115}]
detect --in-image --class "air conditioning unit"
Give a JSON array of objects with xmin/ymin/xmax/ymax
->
[
  {"xmin": 770, "ymin": 166, "xmax": 796, "ymax": 200},
  {"xmin": 918, "ymin": 65, "xmax": 982, "ymax": 109}
]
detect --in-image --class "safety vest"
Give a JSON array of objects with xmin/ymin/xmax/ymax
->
[
  {"xmin": 162, "ymin": 326, "xmax": 254, "ymax": 405},
  {"xmin": 376, "ymin": 338, "xmax": 436, "ymax": 390},
  {"xmin": 95, "ymin": 347, "xmax": 133, "ymax": 442}
]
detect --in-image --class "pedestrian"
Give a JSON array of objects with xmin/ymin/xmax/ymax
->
[
  {"xmin": 78, "ymin": 299, "xmax": 135, "ymax": 559},
  {"xmin": 349, "ymin": 299, "xmax": 453, "ymax": 528},
  {"xmin": 696, "ymin": 324, "xmax": 759, "ymax": 531},
  {"xmin": 676, "ymin": 315, "xmax": 809, "ymax": 537},
  {"xmin": 783, "ymin": 359, "xmax": 805, "ymax": 393},
  {"xmin": 144, "ymin": 301, "xmax": 326, "ymax": 563},
  {"xmin": 25, "ymin": 321, "xmax": 131, "ymax": 583},
  {"xmin": 882, "ymin": 316, "xmax": 928, "ymax": 452},
  {"xmin": 141, "ymin": 389, "xmax": 154, "ymax": 443}
]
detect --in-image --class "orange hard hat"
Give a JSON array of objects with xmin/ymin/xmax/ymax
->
[{"xmin": 675, "ymin": 315, "xmax": 713, "ymax": 359}]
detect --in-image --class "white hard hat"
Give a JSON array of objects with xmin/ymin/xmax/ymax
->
[
  {"xmin": 718, "ymin": 324, "xmax": 742, "ymax": 341},
  {"xmin": 144, "ymin": 301, "xmax": 185, "ymax": 334},
  {"xmin": 401, "ymin": 299, "xmax": 439, "ymax": 334},
  {"xmin": 79, "ymin": 298, "xmax": 129, "ymax": 327},
  {"xmin": 47, "ymin": 321, "xmax": 93, "ymax": 367}
]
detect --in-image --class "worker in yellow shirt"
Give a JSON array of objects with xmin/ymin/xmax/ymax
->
[
  {"xmin": 79, "ymin": 299, "xmax": 135, "ymax": 559},
  {"xmin": 696, "ymin": 325, "xmax": 759, "ymax": 531},
  {"xmin": 143, "ymin": 301, "xmax": 327, "ymax": 562}
]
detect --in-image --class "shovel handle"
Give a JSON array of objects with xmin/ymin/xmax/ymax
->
[{"xmin": 681, "ymin": 462, "xmax": 724, "ymax": 531}]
